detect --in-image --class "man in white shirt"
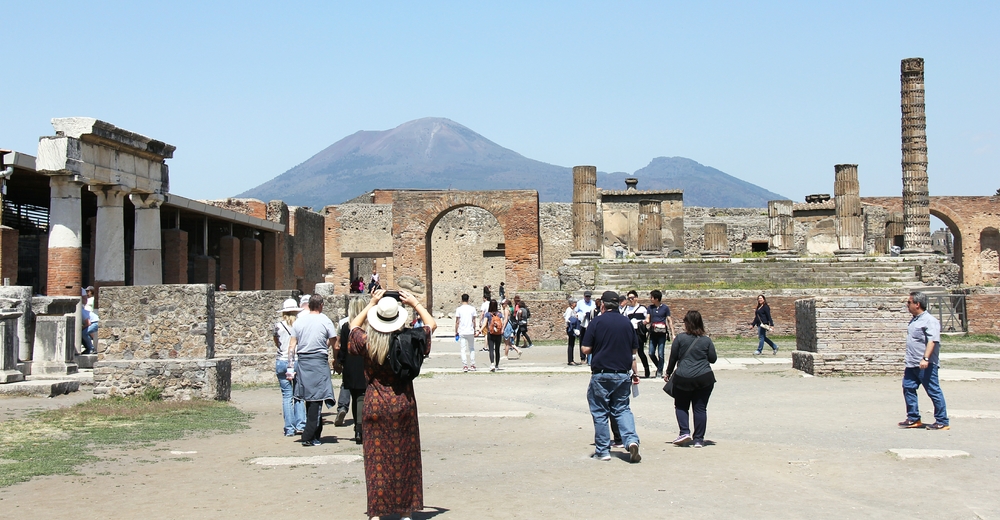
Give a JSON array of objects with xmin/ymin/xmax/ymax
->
[
  {"xmin": 455, "ymin": 293, "xmax": 478, "ymax": 372},
  {"xmin": 576, "ymin": 290, "xmax": 597, "ymax": 364}
]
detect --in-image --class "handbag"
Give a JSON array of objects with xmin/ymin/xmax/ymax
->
[
  {"xmin": 760, "ymin": 324, "xmax": 772, "ymax": 332},
  {"xmin": 652, "ymin": 321, "xmax": 667, "ymax": 334},
  {"xmin": 662, "ymin": 375, "xmax": 675, "ymax": 396}
]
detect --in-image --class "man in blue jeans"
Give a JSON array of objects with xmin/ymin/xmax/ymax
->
[
  {"xmin": 899, "ymin": 291, "xmax": 949, "ymax": 430},
  {"xmin": 582, "ymin": 291, "xmax": 641, "ymax": 463}
]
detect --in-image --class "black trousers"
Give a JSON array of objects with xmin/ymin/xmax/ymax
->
[
  {"xmin": 674, "ymin": 383, "xmax": 714, "ymax": 442},
  {"xmin": 350, "ymin": 389, "xmax": 365, "ymax": 440},
  {"xmin": 567, "ymin": 332, "xmax": 576, "ymax": 363},
  {"xmin": 302, "ymin": 400, "xmax": 324, "ymax": 443},
  {"xmin": 515, "ymin": 324, "xmax": 532, "ymax": 347}
]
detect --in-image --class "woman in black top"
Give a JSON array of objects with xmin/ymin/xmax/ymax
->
[
  {"xmin": 665, "ymin": 310, "xmax": 717, "ymax": 448},
  {"xmin": 751, "ymin": 294, "xmax": 778, "ymax": 355}
]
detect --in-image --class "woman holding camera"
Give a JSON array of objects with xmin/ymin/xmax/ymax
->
[
  {"xmin": 349, "ymin": 289, "xmax": 436, "ymax": 520},
  {"xmin": 665, "ymin": 310, "xmax": 717, "ymax": 448}
]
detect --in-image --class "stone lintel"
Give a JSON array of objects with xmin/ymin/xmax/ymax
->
[{"xmin": 51, "ymin": 117, "xmax": 175, "ymax": 159}]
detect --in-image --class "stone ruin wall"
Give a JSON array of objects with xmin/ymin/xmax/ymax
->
[
  {"xmin": 323, "ymin": 203, "xmax": 394, "ymax": 293},
  {"xmin": 429, "ymin": 206, "xmax": 506, "ymax": 315},
  {"xmin": 289, "ymin": 207, "xmax": 327, "ymax": 293},
  {"xmin": 600, "ymin": 201, "xmax": 684, "ymax": 256},
  {"xmin": 540, "ymin": 203, "xmax": 574, "ymax": 273},
  {"xmin": 683, "ymin": 207, "xmax": 770, "ymax": 254},
  {"xmin": 213, "ymin": 289, "xmax": 299, "ymax": 384},
  {"xmin": 792, "ymin": 295, "xmax": 908, "ymax": 376}
]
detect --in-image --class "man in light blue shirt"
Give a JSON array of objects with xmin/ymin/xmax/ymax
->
[{"xmin": 898, "ymin": 291, "xmax": 949, "ymax": 430}]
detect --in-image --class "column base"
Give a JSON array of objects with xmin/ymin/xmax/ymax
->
[
  {"xmin": 766, "ymin": 250, "xmax": 798, "ymax": 258},
  {"xmin": 1, "ymin": 369, "xmax": 25, "ymax": 383},
  {"xmin": 700, "ymin": 252, "xmax": 730, "ymax": 259},
  {"xmin": 30, "ymin": 361, "xmax": 79, "ymax": 376}
]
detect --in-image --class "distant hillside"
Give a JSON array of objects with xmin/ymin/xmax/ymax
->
[
  {"xmin": 599, "ymin": 157, "xmax": 786, "ymax": 207},
  {"xmin": 237, "ymin": 118, "xmax": 787, "ymax": 208}
]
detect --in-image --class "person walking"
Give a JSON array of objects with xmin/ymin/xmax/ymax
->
[
  {"xmin": 665, "ymin": 310, "xmax": 718, "ymax": 448},
  {"xmin": 899, "ymin": 291, "xmax": 950, "ymax": 430},
  {"xmin": 80, "ymin": 289, "xmax": 100, "ymax": 355},
  {"xmin": 287, "ymin": 294, "xmax": 337, "ymax": 447},
  {"xmin": 274, "ymin": 298, "xmax": 306, "ymax": 436},
  {"xmin": 621, "ymin": 290, "xmax": 650, "ymax": 378},
  {"xmin": 455, "ymin": 293, "xmax": 478, "ymax": 372},
  {"xmin": 348, "ymin": 289, "xmax": 436, "ymax": 520},
  {"xmin": 645, "ymin": 290, "xmax": 674, "ymax": 378},
  {"xmin": 565, "ymin": 299, "xmax": 581, "ymax": 365},
  {"xmin": 513, "ymin": 297, "xmax": 533, "ymax": 349},
  {"xmin": 751, "ymin": 294, "xmax": 779, "ymax": 355},
  {"xmin": 582, "ymin": 291, "xmax": 641, "ymax": 463},
  {"xmin": 335, "ymin": 296, "xmax": 369, "ymax": 443},
  {"xmin": 501, "ymin": 298, "xmax": 521, "ymax": 360},
  {"xmin": 482, "ymin": 300, "xmax": 505, "ymax": 371},
  {"xmin": 576, "ymin": 291, "xmax": 597, "ymax": 364}
]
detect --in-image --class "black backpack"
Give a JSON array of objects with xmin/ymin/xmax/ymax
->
[{"xmin": 388, "ymin": 327, "xmax": 428, "ymax": 382}]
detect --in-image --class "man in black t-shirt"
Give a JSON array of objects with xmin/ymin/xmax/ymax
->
[{"xmin": 582, "ymin": 291, "xmax": 641, "ymax": 463}]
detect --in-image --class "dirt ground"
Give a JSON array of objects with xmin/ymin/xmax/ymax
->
[{"xmin": 2, "ymin": 339, "xmax": 999, "ymax": 519}]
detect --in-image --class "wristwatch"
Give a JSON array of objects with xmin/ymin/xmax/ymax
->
[{"xmin": 922, "ymin": 357, "xmax": 930, "ymax": 361}]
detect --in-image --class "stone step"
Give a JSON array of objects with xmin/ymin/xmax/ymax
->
[{"xmin": 0, "ymin": 380, "xmax": 81, "ymax": 397}]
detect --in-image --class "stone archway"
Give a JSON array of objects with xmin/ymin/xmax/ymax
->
[
  {"xmin": 372, "ymin": 190, "xmax": 540, "ymax": 311},
  {"xmin": 427, "ymin": 205, "xmax": 505, "ymax": 315}
]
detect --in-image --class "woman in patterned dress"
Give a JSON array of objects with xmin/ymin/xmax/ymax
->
[{"xmin": 349, "ymin": 289, "xmax": 437, "ymax": 520}]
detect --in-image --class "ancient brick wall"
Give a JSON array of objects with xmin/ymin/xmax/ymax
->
[
  {"xmin": 98, "ymin": 284, "xmax": 214, "ymax": 360},
  {"xmin": 374, "ymin": 190, "xmax": 540, "ymax": 310},
  {"xmin": 863, "ymin": 196, "xmax": 1000, "ymax": 285},
  {"xmin": 792, "ymin": 295, "xmax": 908, "ymax": 376},
  {"xmin": 203, "ymin": 199, "xmax": 268, "ymax": 220},
  {"xmin": 965, "ymin": 291, "xmax": 1000, "ymax": 335},
  {"xmin": 288, "ymin": 207, "xmax": 326, "ymax": 294},
  {"xmin": 540, "ymin": 203, "xmax": 574, "ymax": 273},
  {"xmin": 430, "ymin": 206, "xmax": 506, "ymax": 315},
  {"xmin": 323, "ymin": 204, "xmax": 394, "ymax": 292}
]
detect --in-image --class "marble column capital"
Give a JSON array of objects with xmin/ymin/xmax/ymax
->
[
  {"xmin": 89, "ymin": 184, "xmax": 129, "ymax": 207},
  {"xmin": 48, "ymin": 174, "xmax": 86, "ymax": 198},
  {"xmin": 129, "ymin": 192, "xmax": 166, "ymax": 209}
]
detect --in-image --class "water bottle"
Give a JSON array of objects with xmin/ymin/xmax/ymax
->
[
  {"xmin": 455, "ymin": 333, "xmax": 460, "ymax": 342},
  {"xmin": 632, "ymin": 382, "xmax": 640, "ymax": 397}
]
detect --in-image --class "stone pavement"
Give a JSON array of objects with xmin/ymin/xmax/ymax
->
[{"xmin": 2, "ymin": 335, "xmax": 999, "ymax": 519}]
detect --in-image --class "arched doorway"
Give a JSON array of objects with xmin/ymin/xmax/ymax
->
[
  {"xmin": 930, "ymin": 208, "xmax": 963, "ymax": 283},
  {"xmin": 427, "ymin": 205, "xmax": 506, "ymax": 315}
]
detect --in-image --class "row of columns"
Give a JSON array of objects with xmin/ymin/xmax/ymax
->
[{"xmin": 45, "ymin": 176, "xmax": 164, "ymax": 296}]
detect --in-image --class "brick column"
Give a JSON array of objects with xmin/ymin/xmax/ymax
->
[
  {"xmin": 240, "ymin": 237, "xmax": 262, "ymax": 290},
  {"xmin": 130, "ymin": 193, "xmax": 165, "ymax": 285},
  {"xmin": 572, "ymin": 165, "xmax": 599, "ymax": 256},
  {"xmin": 46, "ymin": 175, "xmax": 84, "ymax": 296},
  {"xmin": 261, "ymin": 231, "xmax": 284, "ymax": 290},
  {"xmin": 218, "ymin": 236, "xmax": 240, "ymax": 290},
  {"xmin": 901, "ymin": 57, "xmax": 932, "ymax": 253},
  {"xmin": 162, "ymin": 229, "xmax": 188, "ymax": 284},
  {"xmin": 90, "ymin": 185, "xmax": 127, "ymax": 288},
  {"xmin": 834, "ymin": 164, "xmax": 864, "ymax": 253},
  {"xmin": 637, "ymin": 199, "xmax": 662, "ymax": 254},
  {"xmin": 192, "ymin": 255, "xmax": 216, "ymax": 286}
]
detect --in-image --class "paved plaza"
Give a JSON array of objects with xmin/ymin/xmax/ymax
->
[{"xmin": 2, "ymin": 335, "xmax": 999, "ymax": 519}]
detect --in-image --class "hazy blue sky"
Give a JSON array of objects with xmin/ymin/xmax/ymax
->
[{"xmin": 3, "ymin": 1, "xmax": 997, "ymax": 204}]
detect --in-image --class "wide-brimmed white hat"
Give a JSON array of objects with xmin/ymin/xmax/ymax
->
[
  {"xmin": 367, "ymin": 297, "xmax": 409, "ymax": 333},
  {"xmin": 278, "ymin": 298, "xmax": 299, "ymax": 315}
]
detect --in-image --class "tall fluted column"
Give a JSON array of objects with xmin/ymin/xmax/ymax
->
[
  {"xmin": 834, "ymin": 164, "xmax": 864, "ymax": 253},
  {"xmin": 638, "ymin": 200, "xmax": 662, "ymax": 254},
  {"xmin": 90, "ymin": 185, "xmax": 127, "ymax": 287},
  {"xmin": 130, "ymin": 193, "xmax": 165, "ymax": 285},
  {"xmin": 571, "ymin": 166, "xmax": 599, "ymax": 256},
  {"xmin": 46, "ymin": 175, "xmax": 85, "ymax": 296},
  {"xmin": 901, "ymin": 57, "xmax": 932, "ymax": 253},
  {"xmin": 768, "ymin": 200, "xmax": 796, "ymax": 255}
]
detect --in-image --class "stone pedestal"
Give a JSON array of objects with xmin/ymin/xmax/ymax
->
[
  {"xmin": 637, "ymin": 200, "xmax": 662, "ymax": 254},
  {"xmin": 91, "ymin": 185, "xmax": 127, "ymax": 287},
  {"xmin": 0, "ymin": 312, "xmax": 25, "ymax": 383},
  {"xmin": 792, "ymin": 296, "xmax": 907, "ymax": 376},
  {"xmin": 32, "ymin": 314, "xmax": 79, "ymax": 375},
  {"xmin": 834, "ymin": 164, "xmax": 864, "ymax": 253},
  {"xmin": 131, "ymin": 193, "xmax": 165, "ymax": 285},
  {"xmin": 571, "ymin": 166, "xmax": 599, "ymax": 255},
  {"xmin": 0, "ymin": 286, "xmax": 35, "ymax": 362},
  {"xmin": 45, "ymin": 175, "xmax": 84, "ymax": 296},
  {"xmin": 901, "ymin": 58, "xmax": 932, "ymax": 254}
]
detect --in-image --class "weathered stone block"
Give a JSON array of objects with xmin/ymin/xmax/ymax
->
[
  {"xmin": 92, "ymin": 358, "xmax": 231, "ymax": 401},
  {"xmin": 100, "ymin": 284, "xmax": 215, "ymax": 360}
]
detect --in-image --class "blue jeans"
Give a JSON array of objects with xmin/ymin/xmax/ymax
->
[
  {"xmin": 587, "ymin": 373, "xmax": 639, "ymax": 456},
  {"xmin": 757, "ymin": 327, "xmax": 777, "ymax": 353},
  {"xmin": 903, "ymin": 365, "xmax": 948, "ymax": 425},
  {"xmin": 276, "ymin": 359, "xmax": 306, "ymax": 435},
  {"xmin": 81, "ymin": 323, "xmax": 99, "ymax": 354},
  {"xmin": 648, "ymin": 335, "xmax": 666, "ymax": 375}
]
